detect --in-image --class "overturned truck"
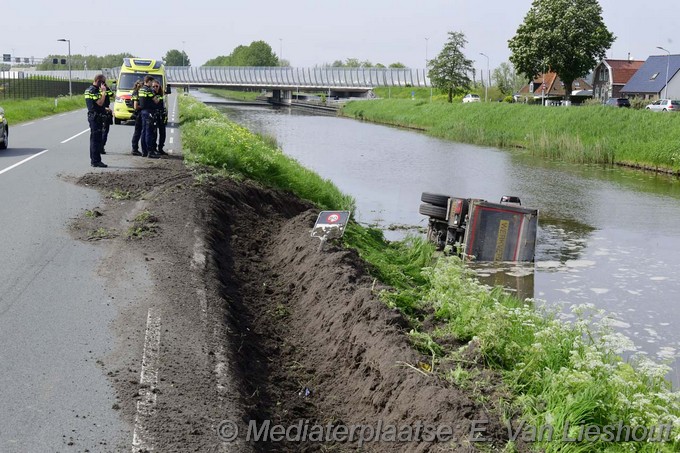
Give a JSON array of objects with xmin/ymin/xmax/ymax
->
[{"xmin": 419, "ymin": 192, "xmax": 539, "ymax": 262}]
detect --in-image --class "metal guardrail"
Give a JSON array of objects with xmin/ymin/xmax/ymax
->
[
  {"xmin": 0, "ymin": 72, "xmax": 90, "ymax": 99},
  {"xmin": 27, "ymin": 67, "xmax": 431, "ymax": 89}
]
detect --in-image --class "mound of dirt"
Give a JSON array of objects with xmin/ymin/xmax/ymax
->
[
  {"xmin": 204, "ymin": 179, "xmax": 510, "ymax": 452},
  {"xmin": 71, "ymin": 157, "xmax": 516, "ymax": 452}
]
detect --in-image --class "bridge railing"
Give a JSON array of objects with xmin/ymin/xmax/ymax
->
[
  {"xmin": 23, "ymin": 67, "xmax": 431, "ymax": 88},
  {"xmin": 164, "ymin": 66, "xmax": 430, "ymax": 88}
]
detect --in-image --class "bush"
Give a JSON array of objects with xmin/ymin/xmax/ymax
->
[
  {"xmin": 630, "ymin": 97, "xmax": 650, "ymax": 110},
  {"xmin": 582, "ymin": 97, "xmax": 604, "ymax": 106},
  {"xmin": 503, "ymin": 95, "xmax": 514, "ymax": 103}
]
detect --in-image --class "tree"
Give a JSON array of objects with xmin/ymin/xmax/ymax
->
[
  {"xmin": 325, "ymin": 58, "xmax": 374, "ymax": 68},
  {"xmin": 388, "ymin": 62, "xmax": 406, "ymax": 68},
  {"xmin": 492, "ymin": 62, "xmax": 526, "ymax": 95},
  {"xmin": 428, "ymin": 31, "xmax": 473, "ymax": 103},
  {"xmin": 508, "ymin": 0, "xmax": 614, "ymax": 101},
  {"xmin": 241, "ymin": 41, "xmax": 278, "ymax": 66},
  {"xmin": 204, "ymin": 41, "xmax": 278, "ymax": 66},
  {"xmin": 164, "ymin": 49, "xmax": 190, "ymax": 66}
]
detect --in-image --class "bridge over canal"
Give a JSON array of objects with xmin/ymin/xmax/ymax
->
[{"xmin": 161, "ymin": 66, "xmax": 430, "ymax": 102}]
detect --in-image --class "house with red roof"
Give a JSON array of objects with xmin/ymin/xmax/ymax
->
[
  {"xmin": 592, "ymin": 58, "xmax": 644, "ymax": 101},
  {"xmin": 517, "ymin": 72, "xmax": 592, "ymax": 104}
]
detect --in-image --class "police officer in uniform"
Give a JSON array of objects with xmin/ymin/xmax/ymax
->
[
  {"xmin": 130, "ymin": 80, "xmax": 144, "ymax": 156},
  {"xmin": 84, "ymin": 74, "xmax": 108, "ymax": 168},
  {"xmin": 151, "ymin": 81, "xmax": 167, "ymax": 155},
  {"xmin": 100, "ymin": 82, "xmax": 115, "ymax": 154},
  {"xmin": 139, "ymin": 75, "xmax": 160, "ymax": 158}
]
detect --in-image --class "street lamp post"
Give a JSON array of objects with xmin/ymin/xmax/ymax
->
[
  {"xmin": 657, "ymin": 46, "xmax": 671, "ymax": 99},
  {"xmin": 279, "ymin": 38, "xmax": 283, "ymax": 66},
  {"xmin": 425, "ymin": 37, "xmax": 429, "ymax": 68},
  {"xmin": 57, "ymin": 38, "xmax": 72, "ymax": 96},
  {"xmin": 425, "ymin": 37, "xmax": 432, "ymax": 102},
  {"xmin": 480, "ymin": 52, "xmax": 489, "ymax": 102}
]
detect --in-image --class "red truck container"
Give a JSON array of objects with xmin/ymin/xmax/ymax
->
[{"xmin": 419, "ymin": 192, "xmax": 539, "ymax": 262}]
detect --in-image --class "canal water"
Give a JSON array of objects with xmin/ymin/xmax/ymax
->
[{"xmin": 195, "ymin": 92, "xmax": 680, "ymax": 382}]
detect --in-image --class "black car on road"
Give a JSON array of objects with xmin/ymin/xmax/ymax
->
[{"xmin": 605, "ymin": 98, "xmax": 631, "ymax": 108}]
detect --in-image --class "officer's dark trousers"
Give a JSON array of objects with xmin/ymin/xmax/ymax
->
[
  {"xmin": 157, "ymin": 121, "xmax": 166, "ymax": 152},
  {"xmin": 88, "ymin": 115, "xmax": 104, "ymax": 165},
  {"xmin": 131, "ymin": 113, "xmax": 143, "ymax": 152},
  {"xmin": 141, "ymin": 110, "xmax": 157, "ymax": 155},
  {"xmin": 102, "ymin": 122, "xmax": 110, "ymax": 149}
]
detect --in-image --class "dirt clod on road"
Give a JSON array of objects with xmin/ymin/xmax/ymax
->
[{"xmin": 71, "ymin": 157, "xmax": 510, "ymax": 452}]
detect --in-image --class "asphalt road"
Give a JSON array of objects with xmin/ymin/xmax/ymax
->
[{"xmin": 0, "ymin": 96, "xmax": 179, "ymax": 452}]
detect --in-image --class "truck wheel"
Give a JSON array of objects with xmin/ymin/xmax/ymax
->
[
  {"xmin": 419, "ymin": 203, "xmax": 447, "ymax": 220},
  {"xmin": 421, "ymin": 192, "xmax": 450, "ymax": 207},
  {"xmin": 114, "ymin": 117, "xmax": 122, "ymax": 125}
]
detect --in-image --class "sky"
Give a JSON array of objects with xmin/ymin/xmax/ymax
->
[{"xmin": 4, "ymin": 0, "xmax": 678, "ymax": 72}]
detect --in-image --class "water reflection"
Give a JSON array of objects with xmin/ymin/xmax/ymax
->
[
  {"xmin": 538, "ymin": 215, "xmax": 596, "ymax": 264},
  {"xmin": 472, "ymin": 262, "xmax": 536, "ymax": 301}
]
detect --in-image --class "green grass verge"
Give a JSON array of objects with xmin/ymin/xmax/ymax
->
[
  {"xmin": 342, "ymin": 99, "xmax": 680, "ymax": 172},
  {"xmin": 200, "ymin": 87, "xmax": 263, "ymax": 102},
  {"xmin": 179, "ymin": 97, "xmax": 680, "ymax": 451},
  {"xmin": 180, "ymin": 96, "xmax": 354, "ymax": 211},
  {"xmin": 0, "ymin": 96, "xmax": 85, "ymax": 124}
]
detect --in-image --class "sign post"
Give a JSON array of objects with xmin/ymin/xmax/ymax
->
[
  {"xmin": 311, "ymin": 211, "xmax": 351, "ymax": 251},
  {"xmin": 542, "ymin": 83, "xmax": 546, "ymax": 106}
]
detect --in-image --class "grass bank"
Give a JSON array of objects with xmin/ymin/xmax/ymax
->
[
  {"xmin": 179, "ymin": 96, "xmax": 680, "ymax": 451},
  {"xmin": 342, "ymin": 99, "xmax": 680, "ymax": 173},
  {"xmin": 199, "ymin": 87, "xmax": 262, "ymax": 102},
  {"xmin": 0, "ymin": 96, "xmax": 85, "ymax": 124}
]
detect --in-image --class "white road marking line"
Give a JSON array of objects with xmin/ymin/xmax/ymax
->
[
  {"xmin": 42, "ymin": 117, "xmax": 54, "ymax": 121},
  {"xmin": 61, "ymin": 128, "xmax": 90, "ymax": 143},
  {"xmin": 20, "ymin": 122, "xmax": 35, "ymax": 126},
  {"xmin": 131, "ymin": 308, "xmax": 161, "ymax": 452},
  {"xmin": 0, "ymin": 150, "xmax": 49, "ymax": 176}
]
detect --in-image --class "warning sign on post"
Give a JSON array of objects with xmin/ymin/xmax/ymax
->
[{"xmin": 311, "ymin": 211, "xmax": 351, "ymax": 241}]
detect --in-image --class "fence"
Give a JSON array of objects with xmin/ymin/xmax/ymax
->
[{"xmin": 0, "ymin": 72, "xmax": 90, "ymax": 99}]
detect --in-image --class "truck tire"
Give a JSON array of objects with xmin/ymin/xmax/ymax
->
[
  {"xmin": 114, "ymin": 117, "xmax": 122, "ymax": 125},
  {"xmin": 421, "ymin": 192, "xmax": 450, "ymax": 207},
  {"xmin": 419, "ymin": 203, "xmax": 447, "ymax": 220}
]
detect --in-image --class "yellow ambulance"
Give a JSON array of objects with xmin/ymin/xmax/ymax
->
[{"xmin": 113, "ymin": 58, "xmax": 170, "ymax": 124}]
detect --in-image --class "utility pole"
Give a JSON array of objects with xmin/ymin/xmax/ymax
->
[{"xmin": 480, "ymin": 52, "xmax": 489, "ymax": 102}]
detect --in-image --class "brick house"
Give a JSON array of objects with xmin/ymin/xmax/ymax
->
[{"xmin": 592, "ymin": 58, "xmax": 644, "ymax": 101}]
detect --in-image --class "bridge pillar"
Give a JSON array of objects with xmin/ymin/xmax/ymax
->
[{"xmin": 271, "ymin": 89, "xmax": 292, "ymax": 105}]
